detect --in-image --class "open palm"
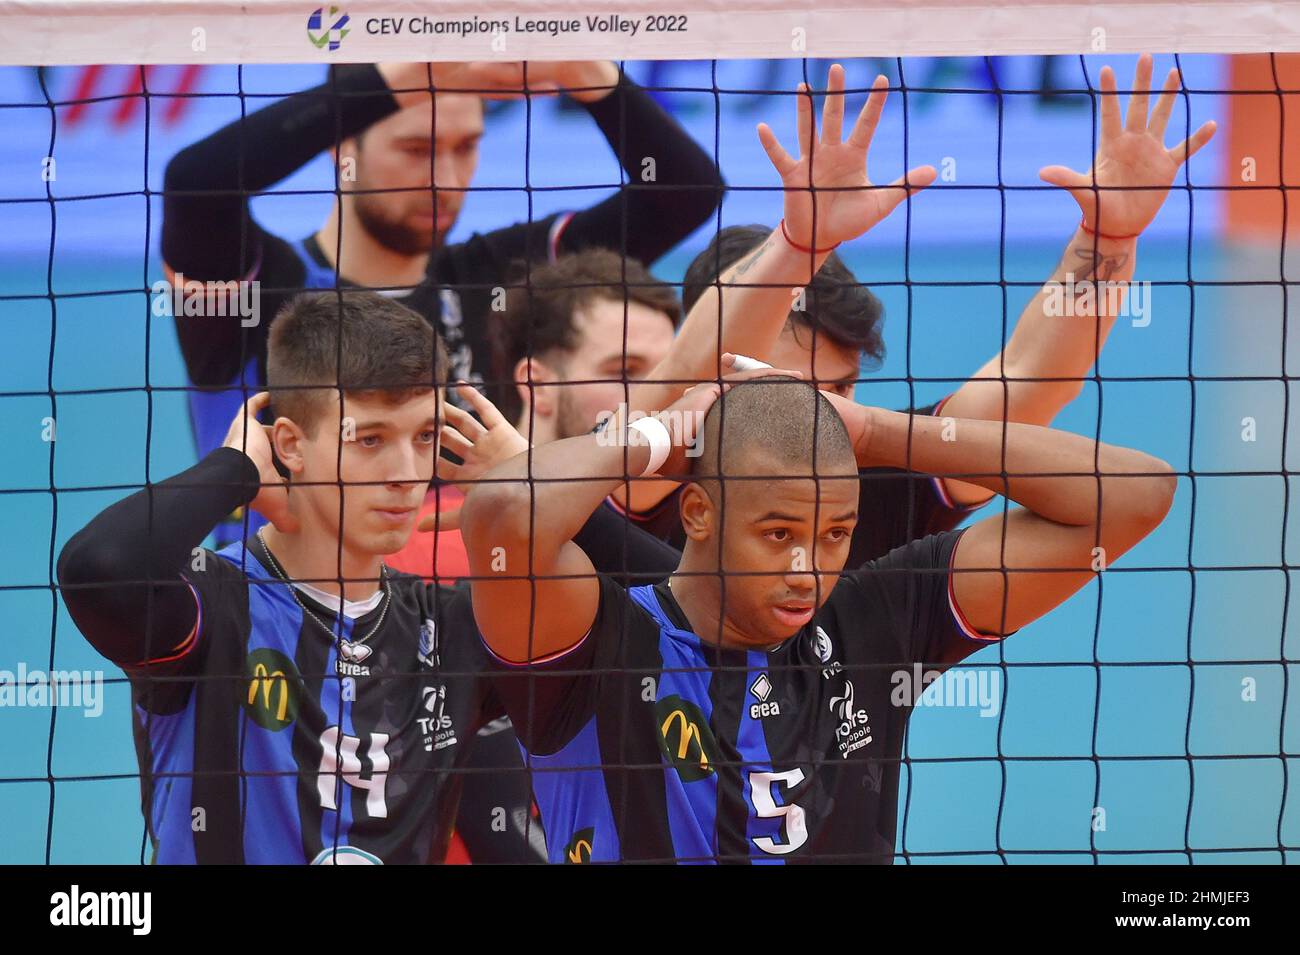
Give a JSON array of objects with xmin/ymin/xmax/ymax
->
[
  {"xmin": 1040, "ymin": 54, "xmax": 1217, "ymax": 238},
  {"xmin": 758, "ymin": 64, "xmax": 936, "ymax": 252}
]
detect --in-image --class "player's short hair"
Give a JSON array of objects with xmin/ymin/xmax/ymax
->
[
  {"xmin": 681, "ymin": 224, "xmax": 886, "ymax": 370},
  {"xmin": 691, "ymin": 375, "xmax": 857, "ymax": 487},
  {"xmin": 267, "ymin": 290, "xmax": 447, "ymax": 436},
  {"xmin": 489, "ymin": 249, "xmax": 681, "ymax": 421}
]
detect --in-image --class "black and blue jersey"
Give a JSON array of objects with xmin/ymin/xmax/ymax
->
[
  {"xmin": 130, "ymin": 538, "xmax": 500, "ymax": 865},
  {"xmin": 490, "ymin": 530, "xmax": 1001, "ymax": 864}
]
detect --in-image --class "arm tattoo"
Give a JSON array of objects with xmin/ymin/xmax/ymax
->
[
  {"xmin": 1070, "ymin": 246, "xmax": 1131, "ymax": 298},
  {"xmin": 1071, "ymin": 246, "xmax": 1133, "ymax": 287},
  {"xmin": 731, "ymin": 235, "xmax": 777, "ymax": 280}
]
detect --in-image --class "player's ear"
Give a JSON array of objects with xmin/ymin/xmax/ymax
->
[
  {"xmin": 515, "ymin": 357, "xmax": 557, "ymax": 419},
  {"xmin": 271, "ymin": 417, "xmax": 307, "ymax": 476},
  {"xmin": 678, "ymin": 482, "xmax": 716, "ymax": 542}
]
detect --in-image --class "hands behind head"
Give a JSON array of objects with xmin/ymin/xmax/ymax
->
[
  {"xmin": 223, "ymin": 392, "xmax": 300, "ymax": 534},
  {"xmin": 1039, "ymin": 53, "xmax": 1217, "ymax": 239},
  {"xmin": 757, "ymin": 63, "xmax": 937, "ymax": 253},
  {"xmin": 615, "ymin": 354, "xmax": 805, "ymax": 479}
]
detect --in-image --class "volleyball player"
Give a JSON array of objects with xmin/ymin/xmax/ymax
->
[
  {"xmin": 460, "ymin": 368, "xmax": 1177, "ymax": 863},
  {"xmin": 161, "ymin": 58, "xmax": 722, "ymax": 492},
  {"xmin": 55, "ymin": 290, "xmax": 676, "ymax": 864},
  {"xmin": 613, "ymin": 56, "xmax": 1214, "ymax": 565}
]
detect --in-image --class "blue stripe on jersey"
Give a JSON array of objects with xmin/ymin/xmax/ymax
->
[
  {"xmin": 221, "ymin": 542, "xmax": 310, "ymax": 864},
  {"xmin": 525, "ymin": 717, "xmax": 621, "ymax": 863},
  {"xmin": 739, "ymin": 649, "xmax": 786, "ymax": 864},
  {"xmin": 295, "ymin": 240, "xmax": 341, "ymax": 291},
  {"xmin": 628, "ymin": 585, "xmax": 719, "ymax": 865},
  {"xmin": 139, "ymin": 700, "xmax": 198, "ymax": 864},
  {"xmin": 317, "ymin": 619, "xmax": 358, "ymax": 860},
  {"xmin": 187, "ymin": 240, "xmax": 337, "ymax": 464}
]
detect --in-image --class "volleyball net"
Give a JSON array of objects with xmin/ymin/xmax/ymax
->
[{"xmin": 0, "ymin": 0, "xmax": 1297, "ymax": 864}]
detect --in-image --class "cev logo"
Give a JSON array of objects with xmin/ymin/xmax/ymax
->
[{"xmin": 307, "ymin": 6, "xmax": 351, "ymax": 51}]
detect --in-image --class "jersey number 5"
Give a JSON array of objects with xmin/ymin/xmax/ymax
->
[{"xmin": 750, "ymin": 768, "xmax": 808, "ymax": 855}]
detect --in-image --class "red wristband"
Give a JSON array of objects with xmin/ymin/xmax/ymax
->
[
  {"xmin": 779, "ymin": 218, "xmax": 840, "ymax": 255},
  {"xmin": 1079, "ymin": 216, "xmax": 1137, "ymax": 242}
]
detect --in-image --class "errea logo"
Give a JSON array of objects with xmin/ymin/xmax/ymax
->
[{"xmin": 749, "ymin": 673, "xmax": 781, "ymax": 719}]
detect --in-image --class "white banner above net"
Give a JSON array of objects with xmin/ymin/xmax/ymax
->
[{"xmin": 1, "ymin": 0, "xmax": 1298, "ymax": 65}]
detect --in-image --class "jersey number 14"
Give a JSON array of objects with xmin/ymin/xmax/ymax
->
[{"xmin": 317, "ymin": 726, "xmax": 390, "ymax": 818}]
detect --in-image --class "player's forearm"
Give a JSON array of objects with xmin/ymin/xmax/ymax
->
[
  {"xmin": 162, "ymin": 64, "xmax": 398, "ymax": 279},
  {"xmin": 578, "ymin": 73, "xmax": 723, "ymax": 264},
  {"xmin": 861, "ymin": 408, "xmax": 1175, "ymax": 530},
  {"xmin": 945, "ymin": 227, "xmax": 1137, "ymax": 429},
  {"xmin": 462, "ymin": 433, "xmax": 654, "ymax": 573},
  {"xmin": 56, "ymin": 448, "xmax": 259, "ymax": 664},
  {"xmin": 630, "ymin": 229, "xmax": 829, "ymax": 412}
]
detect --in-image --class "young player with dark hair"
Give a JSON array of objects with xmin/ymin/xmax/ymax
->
[
  {"xmin": 460, "ymin": 368, "xmax": 1177, "ymax": 863},
  {"xmin": 55, "ymin": 290, "xmax": 678, "ymax": 864},
  {"xmin": 392, "ymin": 249, "xmax": 683, "ymax": 581},
  {"xmin": 492, "ymin": 249, "xmax": 682, "ymax": 439}
]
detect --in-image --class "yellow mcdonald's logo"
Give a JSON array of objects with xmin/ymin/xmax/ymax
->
[
  {"xmin": 660, "ymin": 708, "xmax": 709, "ymax": 772},
  {"xmin": 566, "ymin": 839, "xmax": 593, "ymax": 864},
  {"xmin": 248, "ymin": 663, "xmax": 289, "ymax": 722}
]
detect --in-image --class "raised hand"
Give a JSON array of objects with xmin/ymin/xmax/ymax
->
[
  {"xmin": 419, "ymin": 383, "xmax": 530, "ymax": 531},
  {"xmin": 1039, "ymin": 54, "xmax": 1217, "ymax": 239},
  {"xmin": 222, "ymin": 392, "xmax": 299, "ymax": 533},
  {"xmin": 757, "ymin": 64, "xmax": 937, "ymax": 252}
]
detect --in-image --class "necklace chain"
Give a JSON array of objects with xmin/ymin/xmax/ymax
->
[{"xmin": 256, "ymin": 531, "xmax": 391, "ymax": 647}]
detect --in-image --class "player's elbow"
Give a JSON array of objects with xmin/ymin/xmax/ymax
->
[
  {"xmin": 55, "ymin": 525, "xmax": 134, "ymax": 629},
  {"xmin": 461, "ymin": 479, "xmax": 533, "ymax": 558},
  {"xmin": 164, "ymin": 142, "xmax": 214, "ymax": 193},
  {"xmin": 1130, "ymin": 455, "xmax": 1177, "ymax": 529},
  {"xmin": 1104, "ymin": 455, "xmax": 1177, "ymax": 543},
  {"xmin": 57, "ymin": 526, "xmax": 112, "ymax": 592}
]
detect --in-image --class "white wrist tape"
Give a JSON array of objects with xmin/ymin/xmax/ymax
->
[
  {"xmin": 730, "ymin": 354, "xmax": 772, "ymax": 372},
  {"xmin": 628, "ymin": 416, "xmax": 672, "ymax": 476}
]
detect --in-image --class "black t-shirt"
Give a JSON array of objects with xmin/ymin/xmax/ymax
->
[{"xmin": 489, "ymin": 529, "xmax": 1002, "ymax": 863}]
